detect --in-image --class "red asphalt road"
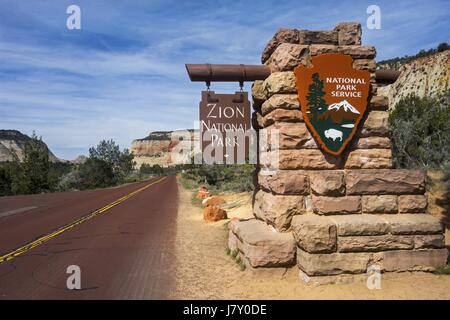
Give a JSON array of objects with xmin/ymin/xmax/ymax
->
[{"xmin": 0, "ymin": 176, "xmax": 178, "ymax": 299}]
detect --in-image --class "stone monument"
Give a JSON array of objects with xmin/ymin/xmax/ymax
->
[{"xmin": 228, "ymin": 22, "xmax": 448, "ymax": 284}]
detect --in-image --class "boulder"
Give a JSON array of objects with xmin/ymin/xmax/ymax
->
[
  {"xmin": 310, "ymin": 44, "xmax": 338, "ymax": 56},
  {"xmin": 369, "ymin": 95, "xmax": 389, "ymax": 111},
  {"xmin": 202, "ymin": 196, "xmax": 225, "ymax": 207},
  {"xmin": 196, "ymin": 186, "xmax": 211, "ymax": 200},
  {"xmin": 252, "ymin": 80, "xmax": 266, "ymax": 106},
  {"xmin": 203, "ymin": 206, "xmax": 227, "ymax": 222},
  {"xmin": 262, "ymin": 149, "xmax": 342, "ymax": 170}
]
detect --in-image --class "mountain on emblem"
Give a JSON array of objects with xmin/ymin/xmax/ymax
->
[
  {"xmin": 294, "ymin": 54, "xmax": 371, "ymax": 155},
  {"xmin": 328, "ymin": 100, "xmax": 360, "ymax": 114}
]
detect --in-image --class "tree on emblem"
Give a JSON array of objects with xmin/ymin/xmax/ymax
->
[{"xmin": 306, "ymin": 73, "xmax": 327, "ymax": 120}]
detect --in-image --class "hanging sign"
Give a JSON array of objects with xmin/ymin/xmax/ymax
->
[
  {"xmin": 199, "ymin": 91, "xmax": 251, "ymax": 164},
  {"xmin": 294, "ymin": 53, "xmax": 371, "ymax": 155}
]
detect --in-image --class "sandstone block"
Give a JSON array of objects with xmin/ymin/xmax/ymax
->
[
  {"xmin": 253, "ymin": 190, "xmax": 304, "ymax": 231},
  {"xmin": 252, "ymin": 80, "xmax": 266, "ymax": 106},
  {"xmin": 362, "ymin": 195, "xmax": 398, "ymax": 213},
  {"xmin": 258, "ymin": 170, "xmax": 309, "ymax": 195},
  {"xmin": 263, "ymin": 122, "xmax": 316, "ymax": 149},
  {"xmin": 261, "ymin": 149, "xmax": 342, "ymax": 170},
  {"xmin": 262, "ymin": 109, "xmax": 303, "ymax": 127},
  {"xmin": 309, "ymin": 170, "xmax": 345, "ymax": 196},
  {"xmin": 292, "ymin": 215, "xmax": 337, "ymax": 253},
  {"xmin": 369, "ymin": 95, "xmax": 389, "ymax": 111},
  {"xmin": 263, "ymin": 72, "xmax": 297, "ymax": 97},
  {"xmin": 266, "ymin": 43, "xmax": 310, "ymax": 72},
  {"xmin": 358, "ymin": 111, "xmax": 389, "ymax": 137},
  {"xmin": 228, "ymin": 230, "xmax": 238, "ymax": 251},
  {"xmin": 344, "ymin": 149, "xmax": 392, "ymax": 169},
  {"xmin": 229, "ymin": 219, "xmax": 296, "ymax": 267},
  {"xmin": 380, "ymin": 249, "xmax": 448, "ymax": 272},
  {"xmin": 381, "ymin": 214, "xmax": 443, "ymax": 235},
  {"xmin": 346, "ymin": 169, "xmax": 426, "ymax": 195},
  {"xmin": 312, "ymin": 196, "xmax": 361, "ymax": 215},
  {"xmin": 252, "ymin": 111, "xmax": 264, "ymax": 129},
  {"xmin": 261, "ymin": 94, "xmax": 299, "ymax": 116},
  {"xmin": 310, "ymin": 44, "xmax": 338, "ymax": 56},
  {"xmin": 352, "ymin": 59, "xmax": 376, "ymax": 72},
  {"xmin": 299, "ymin": 30, "xmax": 338, "ymax": 45},
  {"xmin": 337, "ymin": 45, "xmax": 376, "ymax": 59},
  {"xmin": 329, "ymin": 214, "xmax": 390, "ymax": 236},
  {"xmin": 412, "ymin": 234, "xmax": 445, "ymax": 249},
  {"xmin": 338, "ymin": 234, "xmax": 414, "ymax": 252},
  {"xmin": 398, "ymin": 195, "xmax": 428, "ymax": 213},
  {"xmin": 334, "ymin": 22, "xmax": 362, "ymax": 45},
  {"xmin": 349, "ymin": 137, "xmax": 391, "ymax": 149},
  {"xmin": 297, "ymin": 248, "xmax": 374, "ymax": 276},
  {"xmin": 261, "ymin": 28, "xmax": 301, "ymax": 64}
]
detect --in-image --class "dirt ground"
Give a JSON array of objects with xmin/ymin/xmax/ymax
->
[{"xmin": 169, "ymin": 182, "xmax": 450, "ymax": 300}]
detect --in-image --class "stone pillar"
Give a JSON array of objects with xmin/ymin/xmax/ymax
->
[{"xmin": 228, "ymin": 22, "xmax": 448, "ymax": 283}]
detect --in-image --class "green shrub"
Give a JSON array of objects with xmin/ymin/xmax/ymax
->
[{"xmin": 389, "ymin": 92, "xmax": 450, "ymax": 170}]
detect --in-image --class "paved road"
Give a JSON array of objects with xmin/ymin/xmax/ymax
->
[{"xmin": 0, "ymin": 176, "xmax": 178, "ymax": 299}]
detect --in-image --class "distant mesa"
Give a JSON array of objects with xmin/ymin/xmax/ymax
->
[
  {"xmin": 131, "ymin": 129, "xmax": 198, "ymax": 168},
  {"xmin": 0, "ymin": 129, "xmax": 60, "ymax": 163}
]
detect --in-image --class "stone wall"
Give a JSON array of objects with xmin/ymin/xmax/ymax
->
[{"xmin": 228, "ymin": 22, "xmax": 448, "ymax": 282}]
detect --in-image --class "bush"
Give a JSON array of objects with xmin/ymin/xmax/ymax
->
[
  {"xmin": 180, "ymin": 164, "xmax": 254, "ymax": 193},
  {"xmin": 389, "ymin": 92, "xmax": 450, "ymax": 170}
]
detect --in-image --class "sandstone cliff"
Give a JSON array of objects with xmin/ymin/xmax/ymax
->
[
  {"xmin": 131, "ymin": 130, "xmax": 198, "ymax": 168},
  {"xmin": 378, "ymin": 50, "xmax": 450, "ymax": 106},
  {"xmin": 0, "ymin": 130, "xmax": 59, "ymax": 162}
]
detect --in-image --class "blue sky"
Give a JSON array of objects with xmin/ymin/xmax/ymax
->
[{"xmin": 0, "ymin": 0, "xmax": 449, "ymax": 160}]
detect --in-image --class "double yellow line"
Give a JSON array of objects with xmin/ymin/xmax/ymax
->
[{"xmin": 0, "ymin": 177, "xmax": 166, "ymax": 265}]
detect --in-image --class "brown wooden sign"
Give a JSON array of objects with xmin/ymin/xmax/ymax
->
[
  {"xmin": 294, "ymin": 54, "xmax": 371, "ymax": 155},
  {"xmin": 199, "ymin": 91, "xmax": 251, "ymax": 164}
]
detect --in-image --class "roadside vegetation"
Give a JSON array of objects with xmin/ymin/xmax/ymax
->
[{"xmin": 0, "ymin": 136, "xmax": 135, "ymax": 196}]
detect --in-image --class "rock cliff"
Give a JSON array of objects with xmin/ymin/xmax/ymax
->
[
  {"xmin": 131, "ymin": 130, "xmax": 198, "ymax": 168},
  {"xmin": 378, "ymin": 50, "xmax": 450, "ymax": 106},
  {"xmin": 0, "ymin": 130, "xmax": 59, "ymax": 162}
]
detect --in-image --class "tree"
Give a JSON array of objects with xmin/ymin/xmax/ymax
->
[
  {"xmin": 306, "ymin": 73, "xmax": 327, "ymax": 120},
  {"xmin": 437, "ymin": 42, "xmax": 450, "ymax": 52},
  {"xmin": 88, "ymin": 139, "xmax": 135, "ymax": 184}
]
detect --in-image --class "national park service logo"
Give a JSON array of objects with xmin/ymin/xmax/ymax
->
[{"xmin": 294, "ymin": 54, "xmax": 371, "ymax": 155}]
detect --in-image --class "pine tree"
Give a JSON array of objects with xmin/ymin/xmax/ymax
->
[{"xmin": 307, "ymin": 73, "xmax": 327, "ymax": 120}]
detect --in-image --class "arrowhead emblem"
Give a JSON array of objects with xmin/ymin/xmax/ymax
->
[{"xmin": 294, "ymin": 54, "xmax": 371, "ymax": 155}]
